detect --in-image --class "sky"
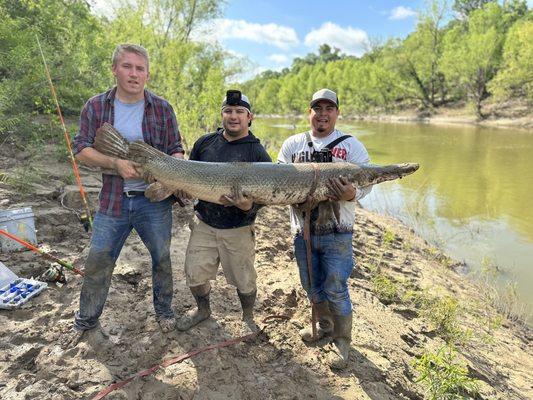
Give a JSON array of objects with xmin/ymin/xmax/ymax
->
[
  {"xmin": 214, "ymin": 0, "xmax": 424, "ymax": 77},
  {"xmin": 91, "ymin": 0, "xmax": 532, "ymax": 80}
]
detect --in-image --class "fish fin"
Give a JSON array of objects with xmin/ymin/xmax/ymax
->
[
  {"xmin": 129, "ymin": 141, "xmax": 168, "ymax": 164},
  {"xmin": 94, "ymin": 123, "xmax": 130, "ymax": 159},
  {"xmin": 145, "ymin": 182, "xmax": 173, "ymax": 202}
]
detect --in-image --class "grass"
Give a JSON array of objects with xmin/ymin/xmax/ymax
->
[
  {"xmin": 474, "ymin": 257, "xmax": 531, "ymax": 326},
  {"xmin": 382, "ymin": 229, "xmax": 396, "ymax": 247},
  {"xmin": 2, "ymin": 165, "xmax": 45, "ymax": 194},
  {"xmin": 372, "ymin": 273, "xmax": 401, "ymax": 304},
  {"xmin": 422, "ymin": 296, "xmax": 469, "ymax": 344},
  {"xmin": 413, "ymin": 345, "xmax": 479, "ymax": 400}
]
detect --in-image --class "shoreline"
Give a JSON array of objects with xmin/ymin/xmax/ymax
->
[
  {"xmin": 343, "ymin": 112, "xmax": 533, "ymax": 131},
  {"xmin": 256, "ymin": 100, "xmax": 533, "ymax": 131}
]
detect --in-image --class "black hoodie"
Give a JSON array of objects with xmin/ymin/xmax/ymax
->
[{"xmin": 189, "ymin": 128, "xmax": 272, "ymax": 229}]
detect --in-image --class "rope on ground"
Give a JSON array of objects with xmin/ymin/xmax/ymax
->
[{"xmin": 91, "ymin": 315, "xmax": 290, "ymax": 400}]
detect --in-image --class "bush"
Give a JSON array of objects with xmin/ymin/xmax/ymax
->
[{"xmin": 414, "ymin": 345, "xmax": 479, "ymax": 400}]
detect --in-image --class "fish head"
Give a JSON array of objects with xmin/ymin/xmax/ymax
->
[{"xmin": 365, "ymin": 163, "xmax": 420, "ymax": 186}]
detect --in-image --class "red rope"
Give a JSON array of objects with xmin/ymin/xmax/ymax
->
[
  {"xmin": 303, "ymin": 164, "xmax": 320, "ymax": 340},
  {"xmin": 91, "ymin": 315, "xmax": 289, "ymax": 399}
]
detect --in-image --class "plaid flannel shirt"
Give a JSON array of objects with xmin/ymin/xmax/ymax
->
[{"xmin": 73, "ymin": 87, "xmax": 183, "ymax": 216}]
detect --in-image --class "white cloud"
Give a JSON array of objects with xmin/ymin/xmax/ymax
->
[
  {"xmin": 389, "ymin": 6, "xmax": 417, "ymax": 20},
  {"xmin": 268, "ymin": 54, "xmax": 289, "ymax": 64},
  {"xmin": 304, "ymin": 22, "xmax": 369, "ymax": 57},
  {"xmin": 211, "ymin": 19, "xmax": 299, "ymax": 50}
]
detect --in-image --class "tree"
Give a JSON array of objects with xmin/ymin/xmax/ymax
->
[
  {"xmin": 489, "ymin": 16, "xmax": 533, "ymax": 99},
  {"xmin": 0, "ymin": 0, "xmax": 110, "ymax": 115},
  {"xmin": 384, "ymin": 1, "xmax": 450, "ymax": 110},
  {"xmin": 453, "ymin": 0, "xmax": 495, "ymax": 18},
  {"xmin": 441, "ymin": 2, "xmax": 509, "ymax": 118}
]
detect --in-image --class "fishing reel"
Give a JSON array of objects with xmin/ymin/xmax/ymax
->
[
  {"xmin": 79, "ymin": 211, "xmax": 91, "ymax": 232},
  {"xmin": 41, "ymin": 264, "xmax": 67, "ymax": 284}
]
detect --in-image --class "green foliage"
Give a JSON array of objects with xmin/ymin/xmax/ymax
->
[
  {"xmin": 413, "ymin": 345, "xmax": 479, "ymax": 400},
  {"xmin": 104, "ymin": 0, "xmax": 233, "ymax": 144},
  {"xmin": 489, "ymin": 16, "xmax": 533, "ymax": 99},
  {"xmin": 424, "ymin": 295, "xmax": 466, "ymax": 342},
  {"xmin": 453, "ymin": 0, "xmax": 495, "ymax": 18},
  {"xmin": 0, "ymin": 0, "xmax": 530, "ymax": 140},
  {"xmin": 386, "ymin": 1, "xmax": 449, "ymax": 109},
  {"xmin": 440, "ymin": 3, "xmax": 511, "ymax": 117},
  {"xmin": 0, "ymin": 0, "xmax": 233, "ymax": 146},
  {"xmin": 2, "ymin": 165, "xmax": 44, "ymax": 194},
  {"xmin": 244, "ymin": 1, "xmax": 530, "ymax": 118},
  {"xmin": 372, "ymin": 274, "xmax": 401, "ymax": 304},
  {"xmin": 0, "ymin": 0, "xmax": 111, "ymax": 115},
  {"xmin": 383, "ymin": 229, "xmax": 396, "ymax": 246}
]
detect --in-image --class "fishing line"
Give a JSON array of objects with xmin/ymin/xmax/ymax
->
[
  {"xmin": 35, "ymin": 35, "xmax": 93, "ymax": 230},
  {"xmin": 0, "ymin": 229, "xmax": 84, "ymax": 276}
]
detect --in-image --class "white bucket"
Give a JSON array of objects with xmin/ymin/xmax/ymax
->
[{"xmin": 0, "ymin": 207, "xmax": 37, "ymax": 252}]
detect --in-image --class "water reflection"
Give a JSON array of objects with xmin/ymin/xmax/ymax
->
[{"xmin": 253, "ymin": 118, "xmax": 533, "ymax": 312}]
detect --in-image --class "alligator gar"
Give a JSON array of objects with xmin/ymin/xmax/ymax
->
[{"xmin": 94, "ymin": 123, "xmax": 419, "ymax": 205}]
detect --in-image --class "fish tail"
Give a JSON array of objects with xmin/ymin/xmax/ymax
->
[{"xmin": 94, "ymin": 123, "xmax": 130, "ymax": 159}]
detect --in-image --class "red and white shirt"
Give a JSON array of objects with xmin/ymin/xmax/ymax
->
[{"xmin": 277, "ymin": 129, "xmax": 372, "ymax": 235}]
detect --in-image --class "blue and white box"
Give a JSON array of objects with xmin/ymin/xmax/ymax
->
[{"xmin": 0, "ymin": 261, "xmax": 47, "ymax": 309}]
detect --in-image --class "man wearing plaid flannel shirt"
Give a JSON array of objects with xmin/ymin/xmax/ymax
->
[{"xmin": 65, "ymin": 44, "xmax": 184, "ymax": 346}]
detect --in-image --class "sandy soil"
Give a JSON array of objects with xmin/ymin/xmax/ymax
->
[{"xmin": 0, "ymin": 145, "xmax": 531, "ymax": 399}]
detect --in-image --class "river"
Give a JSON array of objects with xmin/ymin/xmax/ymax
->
[{"xmin": 252, "ymin": 117, "xmax": 533, "ymax": 319}]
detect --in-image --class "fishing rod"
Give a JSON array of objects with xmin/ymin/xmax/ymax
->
[
  {"xmin": 35, "ymin": 35, "xmax": 93, "ymax": 230},
  {"xmin": 0, "ymin": 229, "xmax": 84, "ymax": 276}
]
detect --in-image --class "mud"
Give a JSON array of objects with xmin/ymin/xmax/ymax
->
[{"xmin": 0, "ymin": 147, "xmax": 531, "ymax": 399}]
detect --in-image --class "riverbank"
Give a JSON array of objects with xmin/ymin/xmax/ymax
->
[
  {"xmin": 347, "ymin": 104, "xmax": 533, "ymax": 131},
  {"xmin": 259, "ymin": 98, "xmax": 533, "ymax": 131},
  {"xmin": 0, "ymin": 143, "xmax": 531, "ymax": 399}
]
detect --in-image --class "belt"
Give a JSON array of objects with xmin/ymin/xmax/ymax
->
[{"xmin": 123, "ymin": 191, "xmax": 145, "ymax": 198}]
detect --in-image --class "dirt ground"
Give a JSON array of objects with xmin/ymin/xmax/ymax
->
[{"xmin": 0, "ymin": 145, "xmax": 531, "ymax": 400}]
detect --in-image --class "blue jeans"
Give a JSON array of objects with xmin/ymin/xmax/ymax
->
[
  {"xmin": 74, "ymin": 195, "xmax": 173, "ymax": 330},
  {"xmin": 294, "ymin": 233, "xmax": 354, "ymax": 316}
]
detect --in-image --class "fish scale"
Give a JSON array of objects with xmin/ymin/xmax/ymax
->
[{"xmin": 94, "ymin": 123, "xmax": 419, "ymax": 205}]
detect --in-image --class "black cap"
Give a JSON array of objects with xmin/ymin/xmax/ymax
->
[{"xmin": 222, "ymin": 90, "xmax": 252, "ymax": 112}]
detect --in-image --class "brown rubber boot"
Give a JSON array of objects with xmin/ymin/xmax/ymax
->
[
  {"xmin": 299, "ymin": 301, "xmax": 334, "ymax": 342},
  {"xmin": 330, "ymin": 312, "xmax": 353, "ymax": 370},
  {"xmin": 238, "ymin": 289, "xmax": 259, "ymax": 332},
  {"xmin": 176, "ymin": 283, "xmax": 211, "ymax": 331}
]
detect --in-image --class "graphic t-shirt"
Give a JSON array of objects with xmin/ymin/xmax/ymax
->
[{"xmin": 277, "ymin": 129, "xmax": 371, "ymax": 235}]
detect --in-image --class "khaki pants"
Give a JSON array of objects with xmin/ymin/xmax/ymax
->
[{"xmin": 184, "ymin": 217, "xmax": 257, "ymax": 294}]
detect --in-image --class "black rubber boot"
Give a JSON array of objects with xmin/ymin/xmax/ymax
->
[
  {"xmin": 176, "ymin": 284, "xmax": 211, "ymax": 331},
  {"xmin": 237, "ymin": 289, "xmax": 258, "ymax": 332},
  {"xmin": 330, "ymin": 312, "xmax": 353, "ymax": 370},
  {"xmin": 299, "ymin": 301, "xmax": 334, "ymax": 342}
]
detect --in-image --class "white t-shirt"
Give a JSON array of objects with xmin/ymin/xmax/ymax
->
[{"xmin": 277, "ymin": 129, "xmax": 371, "ymax": 235}]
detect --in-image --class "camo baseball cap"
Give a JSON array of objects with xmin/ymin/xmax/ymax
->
[{"xmin": 310, "ymin": 88, "xmax": 339, "ymax": 108}]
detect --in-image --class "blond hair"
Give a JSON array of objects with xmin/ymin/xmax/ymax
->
[{"xmin": 112, "ymin": 44, "xmax": 149, "ymax": 71}]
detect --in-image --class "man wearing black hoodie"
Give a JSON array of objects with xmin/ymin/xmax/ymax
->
[{"xmin": 177, "ymin": 90, "xmax": 271, "ymax": 332}]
